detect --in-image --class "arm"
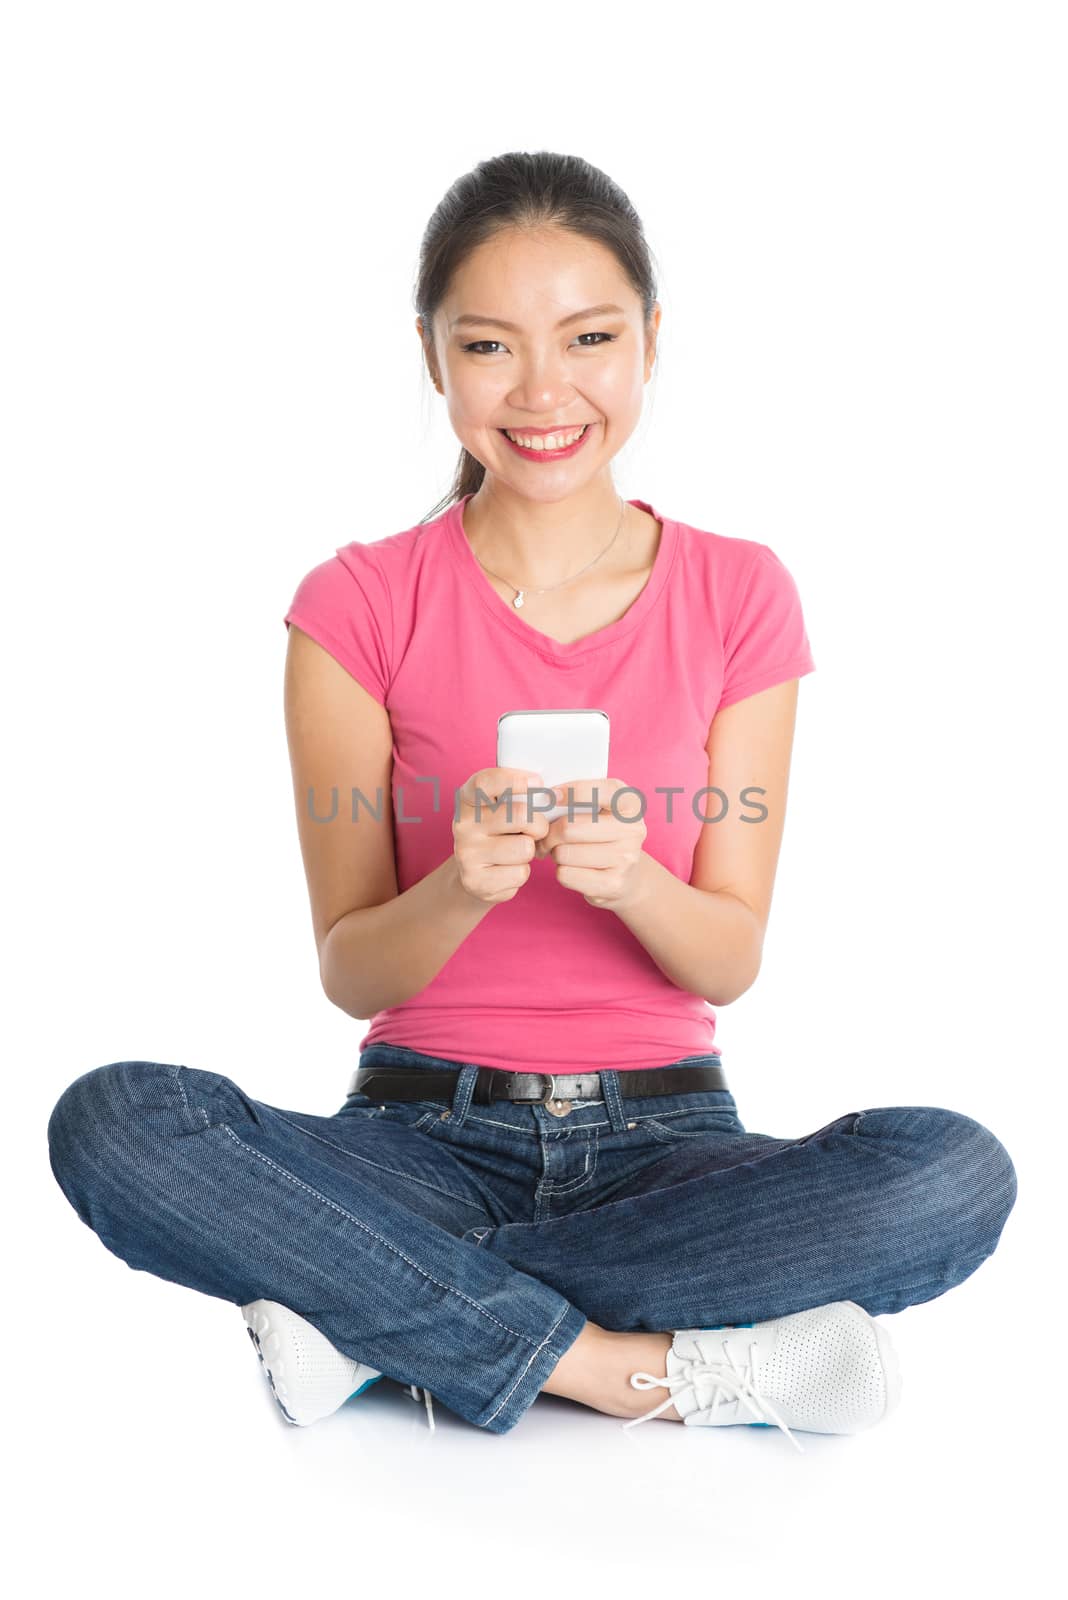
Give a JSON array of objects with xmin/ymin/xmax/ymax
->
[
  {"xmin": 611, "ymin": 858, "xmax": 763, "ymax": 1007},
  {"xmin": 285, "ymin": 624, "xmax": 492, "ymax": 1019},
  {"xmin": 321, "ymin": 857, "xmax": 492, "ymax": 1018},
  {"xmin": 612, "ymin": 677, "xmax": 803, "ymax": 1006}
]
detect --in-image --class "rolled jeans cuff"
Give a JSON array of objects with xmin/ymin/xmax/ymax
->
[{"xmin": 474, "ymin": 1300, "xmax": 588, "ymax": 1435}]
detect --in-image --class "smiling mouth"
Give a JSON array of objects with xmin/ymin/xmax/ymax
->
[{"xmin": 498, "ymin": 423, "xmax": 594, "ymax": 450}]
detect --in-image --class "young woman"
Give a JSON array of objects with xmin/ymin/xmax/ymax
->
[{"xmin": 47, "ymin": 151, "xmax": 1017, "ymax": 1449}]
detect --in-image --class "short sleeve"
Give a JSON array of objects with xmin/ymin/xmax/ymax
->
[
  {"xmin": 283, "ymin": 545, "xmax": 393, "ymax": 707},
  {"xmin": 718, "ymin": 544, "xmax": 816, "ymax": 709}
]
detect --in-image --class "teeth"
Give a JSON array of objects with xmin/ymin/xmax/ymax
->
[{"xmin": 504, "ymin": 424, "xmax": 588, "ymax": 450}]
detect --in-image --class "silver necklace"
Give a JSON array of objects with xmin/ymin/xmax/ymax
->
[{"xmin": 471, "ymin": 496, "xmax": 627, "ymax": 609}]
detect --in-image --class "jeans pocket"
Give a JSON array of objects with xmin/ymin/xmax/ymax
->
[
  {"xmin": 641, "ymin": 1109, "xmax": 746, "ymax": 1141},
  {"xmin": 626, "ymin": 1089, "xmax": 745, "ymax": 1141},
  {"xmin": 342, "ymin": 1094, "xmax": 444, "ymax": 1132}
]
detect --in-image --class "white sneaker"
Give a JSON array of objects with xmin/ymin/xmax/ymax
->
[
  {"xmin": 241, "ymin": 1299, "xmax": 436, "ymax": 1430},
  {"xmin": 622, "ymin": 1300, "xmax": 903, "ymax": 1454}
]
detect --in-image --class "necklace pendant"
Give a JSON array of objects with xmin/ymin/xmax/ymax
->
[{"xmin": 513, "ymin": 590, "xmax": 525, "ymax": 609}]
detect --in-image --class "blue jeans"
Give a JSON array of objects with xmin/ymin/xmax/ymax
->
[{"xmin": 46, "ymin": 1043, "xmax": 1018, "ymax": 1435}]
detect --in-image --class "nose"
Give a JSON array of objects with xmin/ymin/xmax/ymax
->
[{"xmin": 509, "ymin": 362, "xmax": 578, "ymax": 415}]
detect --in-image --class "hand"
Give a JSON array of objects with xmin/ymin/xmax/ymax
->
[
  {"xmin": 452, "ymin": 767, "xmax": 551, "ymax": 906},
  {"xmin": 534, "ymin": 777, "xmax": 649, "ymax": 909}
]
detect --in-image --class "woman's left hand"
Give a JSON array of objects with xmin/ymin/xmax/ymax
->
[{"xmin": 534, "ymin": 777, "xmax": 649, "ymax": 909}]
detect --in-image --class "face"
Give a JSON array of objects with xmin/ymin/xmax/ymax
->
[{"xmin": 419, "ymin": 226, "xmax": 660, "ymax": 498}]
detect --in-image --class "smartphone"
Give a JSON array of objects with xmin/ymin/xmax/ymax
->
[{"xmin": 497, "ymin": 709, "xmax": 611, "ymax": 823}]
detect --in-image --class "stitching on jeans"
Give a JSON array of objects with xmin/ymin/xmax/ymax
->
[
  {"xmin": 266, "ymin": 1107, "xmax": 489, "ymax": 1213},
  {"xmin": 172, "ymin": 1063, "xmax": 209, "ymax": 1130},
  {"xmin": 453, "ymin": 1066, "xmax": 477, "ymax": 1122},
  {"xmin": 540, "ymin": 1131, "xmax": 599, "ymax": 1194},
  {"xmin": 175, "ymin": 1064, "xmax": 486, "ymax": 1210},
  {"xmin": 489, "ymin": 1132, "xmax": 821, "ymax": 1233},
  {"xmin": 451, "ymin": 1114, "xmax": 541, "ymax": 1136},
  {"xmin": 457, "ymin": 1109, "xmax": 730, "ymax": 1138},
  {"xmin": 642, "ymin": 1103, "xmax": 738, "ymax": 1124},
  {"xmin": 643, "ymin": 1114, "xmax": 743, "ymax": 1142},
  {"xmin": 216, "ymin": 1122, "xmax": 544, "ymax": 1347},
  {"xmin": 449, "ymin": 1109, "xmax": 611, "ymax": 1137},
  {"xmin": 483, "ymin": 1300, "xmax": 572, "ymax": 1427}
]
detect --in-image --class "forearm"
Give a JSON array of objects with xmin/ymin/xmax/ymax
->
[
  {"xmin": 320, "ymin": 854, "xmax": 493, "ymax": 1018},
  {"xmin": 612, "ymin": 853, "xmax": 763, "ymax": 1006}
]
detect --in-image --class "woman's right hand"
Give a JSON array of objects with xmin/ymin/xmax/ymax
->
[{"xmin": 452, "ymin": 767, "xmax": 551, "ymax": 905}]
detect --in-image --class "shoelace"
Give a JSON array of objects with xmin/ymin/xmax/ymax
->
[
  {"xmin": 404, "ymin": 1383, "xmax": 436, "ymax": 1431},
  {"xmin": 622, "ymin": 1337, "xmax": 805, "ymax": 1454}
]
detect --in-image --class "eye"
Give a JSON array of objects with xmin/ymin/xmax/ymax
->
[{"xmin": 460, "ymin": 332, "xmax": 618, "ymax": 355}]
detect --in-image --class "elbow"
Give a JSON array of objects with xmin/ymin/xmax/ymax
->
[
  {"xmin": 318, "ymin": 930, "xmax": 370, "ymax": 1020},
  {"xmin": 319, "ymin": 962, "xmax": 351, "ymax": 1016},
  {"xmin": 706, "ymin": 976, "xmax": 755, "ymax": 1007},
  {"xmin": 321, "ymin": 970, "xmax": 375, "ymax": 1022},
  {"xmin": 318, "ymin": 938, "xmax": 340, "ymax": 1009},
  {"xmin": 318, "ymin": 960, "xmax": 339, "ymax": 1010},
  {"xmin": 707, "ymin": 926, "xmax": 763, "ymax": 1007}
]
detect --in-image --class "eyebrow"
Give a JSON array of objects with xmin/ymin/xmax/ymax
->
[{"xmin": 450, "ymin": 302, "xmax": 627, "ymax": 333}]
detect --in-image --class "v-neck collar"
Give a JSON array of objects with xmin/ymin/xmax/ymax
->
[{"xmin": 443, "ymin": 491, "xmax": 678, "ymax": 662}]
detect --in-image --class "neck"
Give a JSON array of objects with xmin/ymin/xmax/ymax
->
[{"xmin": 461, "ymin": 487, "xmax": 630, "ymax": 590}]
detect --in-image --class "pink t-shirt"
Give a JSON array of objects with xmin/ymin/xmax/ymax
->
[{"xmin": 284, "ymin": 492, "xmax": 815, "ymax": 1073}]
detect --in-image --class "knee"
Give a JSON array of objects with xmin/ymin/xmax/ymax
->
[
  {"xmin": 974, "ymin": 1115, "xmax": 1017, "ymax": 1247},
  {"xmin": 46, "ymin": 1060, "xmax": 184, "ymax": 1188},
  {"xmin": 924, "ymin": 1105, "xmax": 1016, "ymax": 1220},
  {"xmin": 860, "ymin": 1103, "xmax": 1018, "ymax": 1251}
]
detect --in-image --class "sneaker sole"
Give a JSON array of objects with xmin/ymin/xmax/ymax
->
[{"xmin": 869, "ymin": 1310, "xmax": 904, "ymax": 1422}]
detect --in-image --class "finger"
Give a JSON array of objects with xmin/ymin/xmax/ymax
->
[
  {"xmin": 460, "ymin": 770, "xmax": 546, "ymax": 824},
  {"xmin": 460, "ymin": 768, "xmax": 542, "ymax": 802},
  {"xmin": 544, "ymin": 826, "xmax": 628, "ymax": 845},
  {"xmin": 550, "ymin": 778, "xmax": 635, "ymax": 813},
  {"xmin": 548, "ymin": 845, "xmax": 621, "ymax": 867}
]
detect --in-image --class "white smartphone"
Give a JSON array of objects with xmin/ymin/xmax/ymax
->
[{"xmin": 497, "ymin": 709, "xmax": 611, "ymax": 823}]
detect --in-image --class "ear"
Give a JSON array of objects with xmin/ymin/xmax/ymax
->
[{"xmin": 415, "ymin": 317, "xmax": 442, "ymax": 391}]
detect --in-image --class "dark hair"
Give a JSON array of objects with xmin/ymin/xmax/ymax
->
[{"xmin": 415, "ymin": 150, "xmax": 660, "ymax": 524}]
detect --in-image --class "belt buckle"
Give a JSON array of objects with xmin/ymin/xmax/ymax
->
[{"xmin": 541, "ymin": 1074, "xmax": 573, "ymax": 1118}]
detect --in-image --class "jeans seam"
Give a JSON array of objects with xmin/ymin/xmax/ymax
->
[
  {"xmin": 460, "ymin": 1114, "xmax": 540, "ymax": 1136},
  {"xmin": 216, "ymin": 1122, "xmax": 547, "ymax": 1348},
  {"xmin": 494, "ymin": 1133, "xmax": 823, "ymax": 1235},
  {"xmin": 643, "ymin": 1117, "xmax": 743, "ymax": 1141},
  {"xmin": 172, "ymin": 1062, "xmax": 210, "ymax": 1132},
  {"xmin": 539, "ymin": 1131, "xmax": 599, "ymax": 1194},
  {"xmin": 482, "ymin": 1300, "xmax": 572, "ymax": 1428}
]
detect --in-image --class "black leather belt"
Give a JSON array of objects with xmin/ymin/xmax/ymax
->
[{"xmin": 346, "ymin": 1060, "xmax": 729, "ymax": 1114}]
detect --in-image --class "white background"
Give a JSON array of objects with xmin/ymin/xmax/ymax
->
[{"xmin": 7, "ymin": 0, "xmax": 1063, "ymax": 1593}]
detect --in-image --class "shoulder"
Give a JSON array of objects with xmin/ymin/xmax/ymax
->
[
  {"xmin": 283, "ymin": 511, "xmax": 452, "ymax": 705},
  {"xmin": 672, "ymin": 514, "xmax": 788, "ymax": 617},
  {"xmin": 290, "ymin": 509, "xmax": 445, "ymax": 598},
  {"xmin": 673, "ymin": 509, "xmax": 772, "ymax": 565}
]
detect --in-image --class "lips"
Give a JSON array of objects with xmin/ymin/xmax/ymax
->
[{"xmin": 498, "ymin": 423, "xmax": 595, "ymax": 461}]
